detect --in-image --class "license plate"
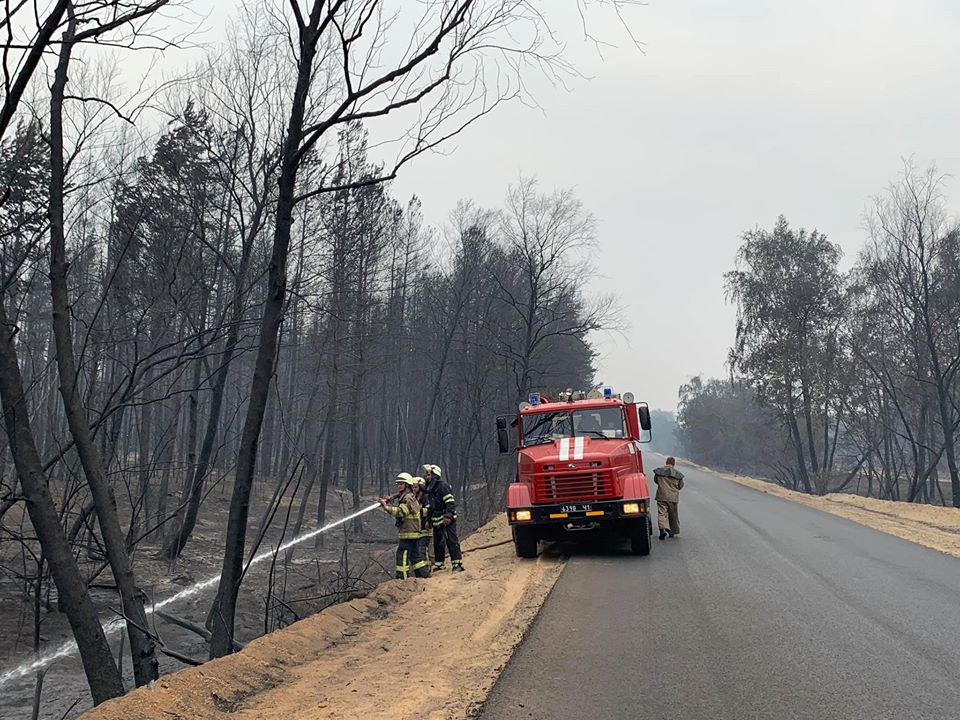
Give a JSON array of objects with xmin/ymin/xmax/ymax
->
[{"xmin": 560, "ymin": 504, "xmax": 593, "ymax": 513}]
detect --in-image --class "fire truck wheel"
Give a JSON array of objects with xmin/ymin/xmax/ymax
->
[
  {"xmin": 630, "ymin": 524, "xmax": 651, "ymax": 556},
  {"xmin": 513, "ymin": 526, "xmax": 539, "ymax": 558}
]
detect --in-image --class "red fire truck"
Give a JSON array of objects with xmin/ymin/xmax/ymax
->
[{"xmin": 497, "ymin": 388, "xmax": 654, "ymax": 557}]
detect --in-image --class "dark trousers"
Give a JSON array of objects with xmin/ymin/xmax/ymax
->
[
  {"xmin": 433, "ymin": 519, "xmax": 463, "ymax": 566},
  {"xmin": 396, "ymin": 538, "xmax": 429, "ymax": 579},
  {"xmin": 418, "ymin": 535, "xmax": 433, "ymax": 570}
]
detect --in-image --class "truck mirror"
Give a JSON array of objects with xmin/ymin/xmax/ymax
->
[
  {"xmin": 496, "ymin": 415, "xmax": 512, "ymax": 454},
  {"xmin": 638, "ymin": 405, "xmax": 651, "ymax": 432}
]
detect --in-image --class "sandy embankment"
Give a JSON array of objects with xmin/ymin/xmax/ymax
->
[
  {"xmin": 700, "ymin": 465, "xmax": 960, "ymax": 559},
  {"xmin": 81, "ymin": 515, "xmax": 564, "ymax": 720}
]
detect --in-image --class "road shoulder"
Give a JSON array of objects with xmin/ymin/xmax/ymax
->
[{"xmin": 695, "ymin": 463, "xmax": 960, "ymax": 559}]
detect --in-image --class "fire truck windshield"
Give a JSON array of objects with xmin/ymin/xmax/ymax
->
[{"xmin": 521, "ymin": 407, "xmax": 627, "ymax": 447}]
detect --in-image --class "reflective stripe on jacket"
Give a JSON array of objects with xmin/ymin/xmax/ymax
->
[
  {"xmin": 425, "ymin": 477, "xmax": 456, "ymax": 527},
  {"xmin": 385, "ymin": 489, "xmax": 422, "ymax": 539}
]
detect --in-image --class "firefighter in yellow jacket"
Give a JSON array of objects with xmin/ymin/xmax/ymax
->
[
  {"xmin": 412, "ymin": 476, "xmax": 434, "ymax": 573},
  {"xmin": 380, "ymin": 473, "xmax": 429, "ymax": 579}
]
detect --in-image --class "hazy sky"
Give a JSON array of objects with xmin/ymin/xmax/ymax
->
[
  {"xmin": 179, "ymin": 1, "xmax": 960, "ymax": 411},
  {"xmin": 387, "ymin": 0, "xmax": 960, "ymax": 411}
]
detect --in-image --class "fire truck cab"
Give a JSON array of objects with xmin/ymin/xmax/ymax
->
[{"xmin": 497, "ymin": 388, "xmax": 654, "ymax": 557}]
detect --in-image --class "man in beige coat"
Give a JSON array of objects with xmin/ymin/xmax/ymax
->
[{"xmin": 653, "ymin": 457, "xmax": 685, "ymax": 540}]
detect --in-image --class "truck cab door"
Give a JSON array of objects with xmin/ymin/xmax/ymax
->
[
  {"xmin": 496, "ymin": 415, "xmax": 518, "ymax": 454},
  {"xmin": 625, "ymin": 402, "xmax": 653, "ymax": 474},
  {"xmin": 625, "ymin": 402, "xmax": 652, "ymax": 442}
]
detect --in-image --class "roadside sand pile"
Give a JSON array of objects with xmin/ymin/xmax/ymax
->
[
  {"xmin": 81, "ymin": 515, "xmax": 565, "ymax": 720},
  {"xmin": 718, "ymin": 471, "xmax": 960, "ymax": 559}
]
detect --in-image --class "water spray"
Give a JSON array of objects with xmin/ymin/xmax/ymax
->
[{"xmin": 0, "ymin": 502, "xmax": 382, "ymax": 689}]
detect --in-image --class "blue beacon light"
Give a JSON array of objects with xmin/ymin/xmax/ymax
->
[{"xmin": 603, "ymin": 386, "xmax": 613, "ymax": 399}]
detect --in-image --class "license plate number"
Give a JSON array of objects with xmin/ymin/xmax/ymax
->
[{"xmin": 561, "ymin": 504, "xmax": 593, "ymax": 513}]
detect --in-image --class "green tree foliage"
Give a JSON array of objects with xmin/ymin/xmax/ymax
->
[
  {"xmin": 682, "ymin": 167, "xmax": 959, "ymax": 505},
  {"xmin": 725, "ymin": 216, "xmax": 847, "ymax": 494},
  {"xmin": 677, "ymin": 376, "xmax": 791, "ymax": 479}
]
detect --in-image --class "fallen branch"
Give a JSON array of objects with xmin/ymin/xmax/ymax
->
[
  {"xmin": 57, "ymin": 698, "xmax": 81, "ymax": 720},
  {"xmin": 156, "ymin": 610, "xmax": 210, "ymax": 640},
  {"xmin": 463, "ymin": 539, "xmax": 512, "ymax": 554},
  {"xmin": 157, "ymin": 646, "xmax": 203, "ymax": 666},
  {"xmin": 156, "ymin": 610, "xmax": 244, "ymax": 651},
  {"xmin": 111, "ymin": 607, "xmax": 214, "ymax": 670}
]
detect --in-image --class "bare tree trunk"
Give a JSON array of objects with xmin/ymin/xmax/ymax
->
[
  {"xmin": 346, "ymin": 392, "xmax": 362, "ymax": 528},
  {"xmin": 346, "ymin": 281, "xmax": 370, "ymax": 530},
  {"xmin": 208, "ymin": 6, "xmax": 322, "ymax": 657},
  {"xmin": 934, "ymin": 391, "xmax": 959, "ymax": 506},
  {"xmin": 284, "ymin": 422, "xmax": 325, "ymax": 563},
  {"xmin": 799, "ymin": 372, "xmax": 820, "ymax": 476},
  {"xmin": 161, "ymin": 195, "xmax": 259, "ymax": 560},
  {"xmin": 259, "ymin": 394, "xmax": 277, "ymax": 486},
  {"xmin": 0, "ymin": 298, "xmax": 123, "ymax": 703},
  {"xmin": 786, "ymin": 390, "xmax": 812, "ymax": 494},
  {"xmin": 315, "ymin": 385, "xmax": 340, "ymax": 545},
  {"xmin": 47, "ymin": 23, "xmax": 158, "ymax": 686},
  {"xmin": 415, "ymin": 311, "xmax": 463, "ymax": 466},
  {"xmin": 161, "ymin": 315, "xmax": 242, "ymax": 559},
  {"xmin": 136, "ymin": 382, "xmax": 153, "ymax": 537},
  {"xmin": 925, "ymin": 319, "xmax": 960, "ymax": 506},
  {"xmin": 154, "ymin": 401, "xmax": 178, "ymax": 537}
]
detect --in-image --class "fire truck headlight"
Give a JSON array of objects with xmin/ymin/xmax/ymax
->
[
  {"xmin": 622, "ymin": 502, "xmax": 641, "ymax": 515},
  {"xmin": 514, "ymin": 510, "xmax": 532, "ymax": 522}
]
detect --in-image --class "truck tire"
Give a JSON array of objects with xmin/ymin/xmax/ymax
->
[
  {"xmin": 513, "ymin": 526, "xmax": 538, "ymax": 558},
  {"xmin": 630, "ymin": 523, "xmax": 651, "ymax": 556}
]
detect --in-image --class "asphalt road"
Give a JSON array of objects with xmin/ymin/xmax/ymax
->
[{"xmin": 480, "ymin": 455, "xmax": 960, "ymax": 720}]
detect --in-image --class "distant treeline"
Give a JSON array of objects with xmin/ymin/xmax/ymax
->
[{"xmin": 675, "ymin": 161, "xmax": 959, "ymax": 507}]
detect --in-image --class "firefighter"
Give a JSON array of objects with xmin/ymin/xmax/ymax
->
[
  {"xmin": 412, "ymin": 476, "xmax": 433, "ymax": 574},
  {"xmin": 380, "ymin": 473, "xmax": 429, "ymax": 579},
  {"xmin": 423, "ymin": 464, "xmax": 464, "ymax": 572},
  {"xmin": 653, "ymin": 456, "xmax": 685, "ymax": 540}
]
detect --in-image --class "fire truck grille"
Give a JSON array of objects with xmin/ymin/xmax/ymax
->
[{"xmin": 533, "ymin": 471, "xmax": 615, "ymax": 503}]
